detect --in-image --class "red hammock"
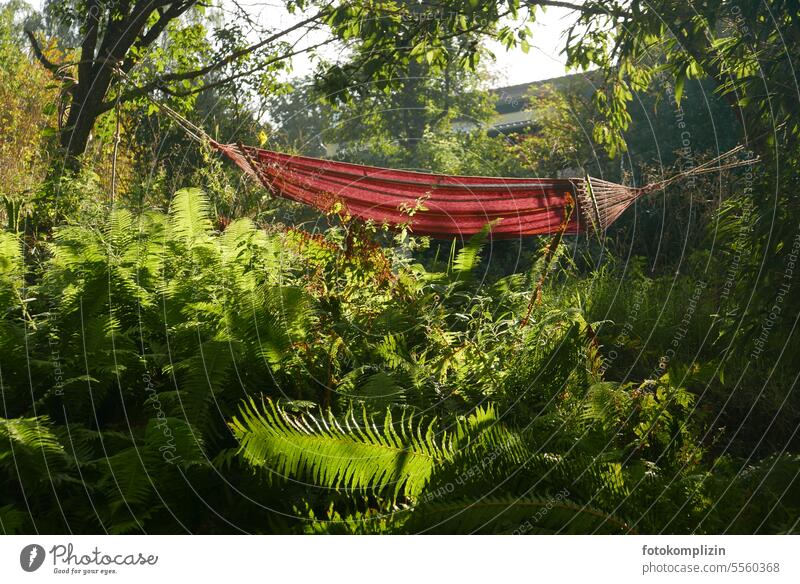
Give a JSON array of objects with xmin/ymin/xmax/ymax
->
[
  {"xmin": 212, "ymin": 142, "xmax": 640, "ymax": 239},
  {"xmin": 207, "ymin": 141, "xmax": 753, "ymax": 239}
]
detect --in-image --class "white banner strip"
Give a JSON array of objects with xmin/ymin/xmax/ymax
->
[{"xmin": 2, "ymin": 535, "xmax": 798, "ymax": 583}]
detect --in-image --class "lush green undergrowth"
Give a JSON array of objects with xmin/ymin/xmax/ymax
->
[
  {"xmin": 2, "ymin": 187, "xmax": 798, "ymax": 534},
  {"xmin": 2, "ymin": 0, "xmax": 799, "ymax": 536}
]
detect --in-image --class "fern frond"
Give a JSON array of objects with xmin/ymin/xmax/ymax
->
[
  {"xmin": 230, "ymin": 398, "xmax": 452, "ymax": 498},
  {"xmin": 450, "ymin": 222, "xmax": 494, "ymax": 280},
  {"xmin": 0, "ymin": 231, "xmax": 22, "ymax": 280},
  {"xmin": 0, "ymin": 416, "xmax": 70, "ymax": 487},
  {"xmin": 169, "ymin": 188, "xmax": 213, "ymax": 242},
  {"xmin": 336, "ymin": 367, "xmax": 408, "ymax": 408},
  {"xmin": 0, "ymin": 416, "xmax": 66, "ymax": 461}
]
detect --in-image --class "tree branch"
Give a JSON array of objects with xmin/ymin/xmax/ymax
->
[
  {"xmin": 165, "ymin": 39, "xmax": 337, "ymax": 98},
  {"xmin": 169, "ymin": 8, "xmax": 329, "ymax": 82},
  {"xmin": 24, "ymin": 30, "xmax": 63, "ymax": 76},
  {"xmin": 100, "ymin": 37, "xmax": 336, "ymax": 112},
  {"xmin": 525, "ymin": 0, "xmax": 631, "ymax": 18},
  {"xmin": 135, "ymin": 1, "xmax": 197, "ymax": 51},
  {"xmin": 95, "ymin": 1, "xmax": 157, "ymax": 71},
  {"xmin": 102, "ymin": 8, "xmax": 330, "ymax": 108}
]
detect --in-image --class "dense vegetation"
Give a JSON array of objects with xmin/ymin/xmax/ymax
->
[{"xmin": 1, "ymin": 0, "xmax": 799, "ymax": 534}]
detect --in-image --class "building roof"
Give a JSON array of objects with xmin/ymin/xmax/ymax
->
[{"xmin": 490, "ymin": 71, "xmax": 598, "ymax": 114}]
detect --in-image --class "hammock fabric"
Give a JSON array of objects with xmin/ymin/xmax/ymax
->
[
  {"xmin": 212, "ymin": 142, "xmax": 640, "ymax": 239},
  {"xmin": 202, "ymin": 137, "xmax": 753, "ymax": 239}
]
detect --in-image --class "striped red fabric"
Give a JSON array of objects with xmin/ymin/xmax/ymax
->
[{"xmin": 213, "ymin": 143, "xmax": 642, "ymax": 238}]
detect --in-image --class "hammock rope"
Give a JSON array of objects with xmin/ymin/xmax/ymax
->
[{"xmin": 126, "ymin": 71, "xmax": 759, "ymax": 239}]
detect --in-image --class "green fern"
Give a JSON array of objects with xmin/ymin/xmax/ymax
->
[
  {"xmin": 0, "ymin": 231, "xmax": 22, "ymax": 283},
  {"xmin": 0, "ymin": 415, "xmax": 72, "ymax": 525},
  {"xmin": 0, "ymin": 416, "xmax": 67, "ymax": 473},
  {"xmin": 230, "ymin": 398, "xmax": 453, "ymax": 498},
  {"xmin": 168, "ymin": 187, "xmax": 213, "ymax": 242},
  {"xmin": 449, "ymin": 222, "xmax": 495, "ymax": 281}
]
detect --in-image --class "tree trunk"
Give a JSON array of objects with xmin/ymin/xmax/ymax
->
[
  {"xmin": 56, "ymin": 0, "xmax": 156, "ymax": 162},
  {"xmin": 60, "ymin": 102, "xmax": 98, "ymax": 162},
  {"xmin": 59, "ymin": 76, "xmax": 113, "ymax": 162}
]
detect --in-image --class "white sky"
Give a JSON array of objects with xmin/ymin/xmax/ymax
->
[
  {"xmin": 487, "ymin": 7, "xmax": 574, "ymax": 86},
  {"xmin": 25, "ymin": 0, "xmax": 573, "ymax": 87}
]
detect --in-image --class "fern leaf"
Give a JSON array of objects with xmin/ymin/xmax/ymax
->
[
  {"xmin": 0, "ymin": 231, "xmax": 22, "ymax": 280},
  {"xmin": 230, "ymin": 398, "xmax": 452, "ymax": 498},
  {"xmin": 450, "ymin": 222, "xmax": 494, "ymax": 279},
  {"xmin": 169, "ymin": 188, "xmax": 213, "ymax": 242}
]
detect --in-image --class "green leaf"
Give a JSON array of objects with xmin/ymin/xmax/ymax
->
[{"xmin": 674, "ymin": 74, "xmax": 686, "ymax": 103}]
